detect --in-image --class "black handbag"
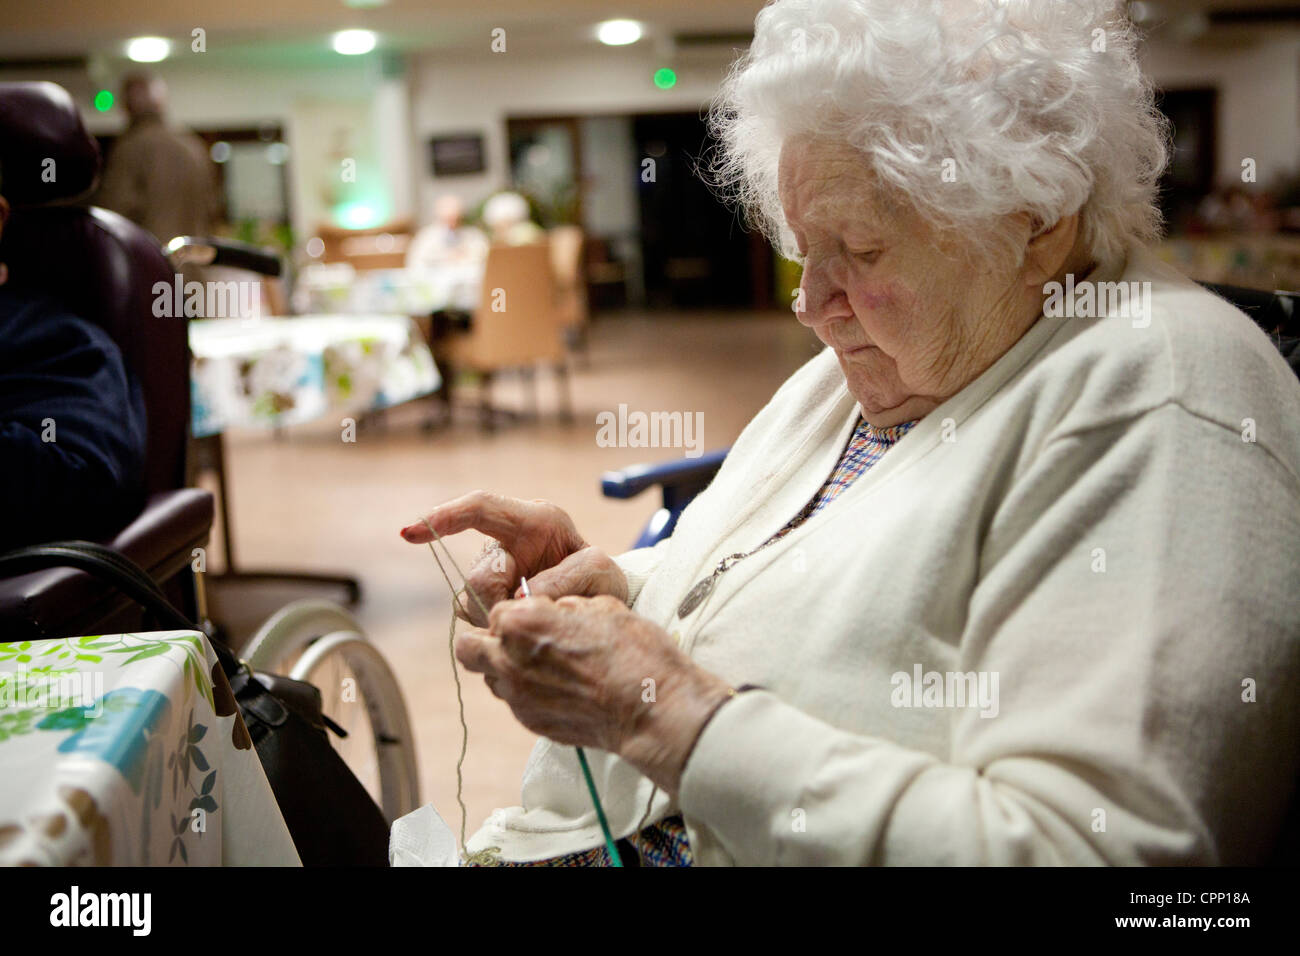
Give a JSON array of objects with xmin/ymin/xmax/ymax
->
[{"xmin": 0, "ymin": 540, "xmax": 391, "ymax": 866}]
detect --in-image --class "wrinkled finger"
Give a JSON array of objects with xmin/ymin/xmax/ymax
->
[
  {"xmin": 400, "ymin": 490, "xmax": 533, "ymax": 545},
  {"xmin": 454, "ymin": 631, "xmax": 508, "ymax": 676},
  {"xmin": 553, "ymin": 593, "xmax": 627, "ymax": 615},
  {"xmin": 454, "ymin": 588, "xmax": 492, "ymax": 627},
  {"xmin": 524, "ymin": 548, "xmax": 614, "ymax": 600},
  {"xmin": 456, "ymin": 548, "xmax": 518, "ymax": 624},
  {"xmin": 487, "ymin": 595, "xmax": 561, "ymax": 639}
]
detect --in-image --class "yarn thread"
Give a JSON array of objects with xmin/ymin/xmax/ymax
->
[{"xmin": 419, "ymin": 517, "xmax": 622, "ymax": 867}]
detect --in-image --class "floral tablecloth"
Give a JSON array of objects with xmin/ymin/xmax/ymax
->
[
  {"xmin": 0, "ymin": 631, "xmax": 300, "ymax": 866},
  {"xmin": 189, "ymin": 314, "xmax": 440, "ymax": 438},
  {"xmin": 291, "ymin": 263, "xmax": 484, "ymax": 316}
]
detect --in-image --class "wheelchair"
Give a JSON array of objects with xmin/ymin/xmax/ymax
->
[{"xmin": 0, "ymin": 81, "xmax": 418, "ymax": 862}]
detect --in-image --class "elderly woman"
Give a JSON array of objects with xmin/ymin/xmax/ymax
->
[{"xmin": 402, "ymin": 0, "xmax": 1300, "ymax": 865}]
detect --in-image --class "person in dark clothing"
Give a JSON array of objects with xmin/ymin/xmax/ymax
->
[{"xmin": 0, "ymin": 181, "xmax": 148, "ymax": 550}]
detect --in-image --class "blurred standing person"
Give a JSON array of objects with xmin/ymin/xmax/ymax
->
[{"xmin": 95, "ymin": 71, "xmax": 222, "ymax": 244}]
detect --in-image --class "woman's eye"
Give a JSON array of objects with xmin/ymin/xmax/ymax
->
[{"xmin": 850, "ymin": 249, "xmax": 881, "ymax": 264}]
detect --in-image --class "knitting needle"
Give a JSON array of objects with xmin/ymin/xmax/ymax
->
[{"xmin": 518, "ymin": 576, "xmax": 624, "ymax": 867}]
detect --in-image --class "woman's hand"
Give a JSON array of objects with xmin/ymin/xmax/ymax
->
[
  {"xmin": 455, "ymin": 594, "xmax": 735, "ymax": 794},
  {"xmin": 400, "ymin": 492, "xmax": 628, "ymax": 625}
]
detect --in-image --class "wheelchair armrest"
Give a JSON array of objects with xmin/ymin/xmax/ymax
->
[
  {"xmin": 165, "ymin": 236, "xmax": 283, "ymax": 277},
  {"xmin": 601, "ymin": 449, "xmax": 729, "ymax": 503},
  {"xmin": 1199, "ymin": 282, "xmax": 1298, "ymax": 338},
  {"xmin": 0, "ymin": 488, "xmax": 213, "ymax": 640},
  {"xmin": 601, "ymin": 450, "xmax": 728, "ymax": 549}
]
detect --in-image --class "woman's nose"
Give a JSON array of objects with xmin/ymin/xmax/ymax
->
[{"xmin": 795, "ymin": 265, "xmax": 852, "ymax": 329}]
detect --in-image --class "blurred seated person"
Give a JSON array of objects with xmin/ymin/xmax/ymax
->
[
  {"xmin": 481, "ymin": 191, "xmax": 544, "ymax": 246},
  {"xmin": 406, "ymin": 194, "xmax": 488, "ymax": 270},
  {"xmin": 421, "ymin": 191, "xmax": 545, "ymax": 418},
  {"xmin": 0, "ymin": 175, "xmax": 148, "ymax": 551},
  {"xmin": 94, "ymin": 71, "xmax": 221, "ymax": 244}
]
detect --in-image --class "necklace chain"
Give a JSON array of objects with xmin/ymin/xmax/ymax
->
[{"xmin": 676, "ymin": 510, "xmax": 805, "ymax": 618}]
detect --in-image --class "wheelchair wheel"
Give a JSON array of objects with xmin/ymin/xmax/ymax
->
[
  {"xmin": 243, "ymin": 600, "xmax": 420, "ymax": 824},
  {"xmin": 243, "ymin": 599, "xmax": 365, "ymax": 669},
  {"xmin": 291, "ymin": 632, "xmax": 420, "ymax": 824}
]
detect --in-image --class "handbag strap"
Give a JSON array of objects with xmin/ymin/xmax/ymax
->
[{"xmin": 0, "ymin": 540, "xmax": 242, "ymax": 676}]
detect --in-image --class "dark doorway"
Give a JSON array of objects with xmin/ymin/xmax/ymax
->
[
  {"xmin": 1154, "ymin": 87, "xmax": 1218, "ymax": 233},
  {"xmin": 633, "ymin": 112, "xmax": 771, "ymax": 310}
]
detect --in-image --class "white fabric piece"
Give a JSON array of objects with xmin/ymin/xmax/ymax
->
[{"xmin": 389, "ymin": 803, "xmax": 460, "ymax": 867}]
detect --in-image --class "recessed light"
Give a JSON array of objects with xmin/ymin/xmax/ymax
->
[
  {"xmin": 126, "ymin": 36, "xmax": 171, "ymax": 63},
  {"xmin": 332, "ymin": 29, "xmax": 377, "ymax": 55},
  {"xmin": 597, "ymin": 20, "xmax": 643, "ymax": 46}
]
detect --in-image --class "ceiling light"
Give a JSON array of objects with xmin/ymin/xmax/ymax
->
[
  {"xmin": 126, "ymin": 36, "xmax": 171, "ymax": 63},
  {"xmin": 597, "ymin": 20, "xmax": 643, "ymax": 46},
  {"xmin": 332, "ymin": 29, "xmax": 377, "ymax": 56}
]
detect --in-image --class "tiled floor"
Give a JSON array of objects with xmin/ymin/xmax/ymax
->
[{"xmin": 202, "ymin": 309, "xmax": 821, "ymax": 836}]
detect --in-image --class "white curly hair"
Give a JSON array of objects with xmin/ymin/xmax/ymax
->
[{"xmin": 706, "ymin": 0, "xmax": 1171, "ymax": 267}]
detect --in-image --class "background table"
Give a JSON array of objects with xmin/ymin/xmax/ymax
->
[
  {"xmin": 190, "ymin": 313, "xmax": 440, "ymax": 438},
  {"xmin": 189, "ymin": 314, "xmax": 441, "ymax": 604},
  {"xmin": 0, "ymin": 630, "xmax": 299, "ymax": 866},
  {"xmin": 291, "ymin": 262, "xmax": 484, "ymax": 316}
]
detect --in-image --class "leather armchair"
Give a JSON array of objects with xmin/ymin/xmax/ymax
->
[{"xmin": 0, "ymin": 81, "xmax": 214, "ymax": 640}]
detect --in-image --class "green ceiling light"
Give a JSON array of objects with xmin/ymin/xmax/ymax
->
[
  {"xmin": 93, "ymin": 90, "xmax": 114, "ymax": 112},
  {"xmin": 653, "ymin": 67, "xmax": 677, "ymax": 90}
]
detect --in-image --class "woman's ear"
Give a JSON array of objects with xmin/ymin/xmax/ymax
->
[{"xmin": 1022, "ymin": 211, "xmax": 1081, "ymax": 286}]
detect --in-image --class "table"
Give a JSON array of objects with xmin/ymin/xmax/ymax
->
[
  {"xmin": 189, "ymin": 314, "xmax": 441, "ymax": 603},
  {"xmin": 0, "ymin": 630, "xmax": 300, "ymax": 866},
  {"xmin": 291, "ymin": 262, "xmax": 484, "ymax": 316},
  {"xmin": 190, "ymin": 314, "xmax": 441, "ymax": 438}
]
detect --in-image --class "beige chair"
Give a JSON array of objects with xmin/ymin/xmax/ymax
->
[
  {"xmin": 547, "ymin": 225, "xmax": 589, "ymax": 357},
  {"xmin": 441, "ymin": 240, "xmax": 573, "ymax": 427}
]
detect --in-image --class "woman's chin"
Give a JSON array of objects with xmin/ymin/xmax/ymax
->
[{"xmin": 852, "ymin": 390, "xmax": 938, "ymax": 427}]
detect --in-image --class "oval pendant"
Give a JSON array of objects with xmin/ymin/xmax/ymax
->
[{"xmin": 677, "ymin": 576, "xmax": 716, "ymax": 618}]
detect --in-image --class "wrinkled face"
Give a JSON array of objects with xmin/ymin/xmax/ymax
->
[{"xmin": 779, "ymin": 138, "xmax": 1029, "ymax": 427}]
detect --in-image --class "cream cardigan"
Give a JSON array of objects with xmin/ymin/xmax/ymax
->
[{"xmin": 465, "ymin": 246, "xmax": 1300, "ymax": 865}]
